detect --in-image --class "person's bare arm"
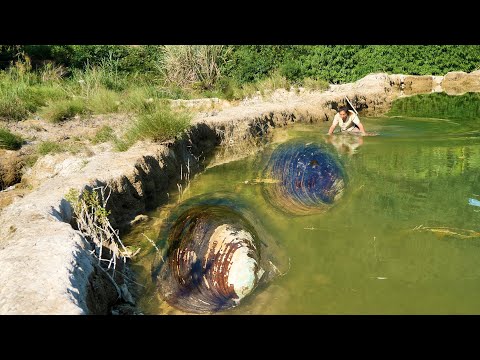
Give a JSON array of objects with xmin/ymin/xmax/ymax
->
[
  {"xmin": 357, "ymin": 122, "xmax": 366, "ymax": 135},
  {"xmin": 328, "ymin": 123, "xmax": 337, "ymax": 135}
]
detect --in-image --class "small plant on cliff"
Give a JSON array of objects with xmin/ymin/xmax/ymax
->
[
  {"xmin": 0, "ymin": 128, "xmax": 23, "ymax": 150},
  {"xmin": 65, "ymin": 186, "xmax": 139, "ymax": 270}
]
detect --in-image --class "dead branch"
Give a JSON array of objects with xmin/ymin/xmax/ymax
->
[{"xmin": 66, "ymin": 185, "xmax": 136, "ymax": 270}]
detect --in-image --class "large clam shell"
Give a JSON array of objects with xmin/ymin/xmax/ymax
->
[
  {"xmin": 262, "ymin": 141, "xmax": 346, "ymax": 215},
  {"xmin": 155, "ymin": 205, "xmax": 266, "ymax": 313}
]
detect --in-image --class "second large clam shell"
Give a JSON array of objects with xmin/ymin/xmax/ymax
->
[{"xmin": 262, "ymin": 141, "xmax": 346, "ymax": 215}]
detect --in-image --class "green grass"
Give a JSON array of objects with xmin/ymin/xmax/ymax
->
[
  {"xmin": 205, "ymin": 75, "xmax": 280, "ymax": 101},
  {"xmin": 86, "ymin": 88, "xmax": 120, "ymax": 114},
  {"xmin": 24, "ymin": 154, "xmax": 39, "ymax": 168},
  {"xmin": 153, "ymin": 86, "xmax": 191, "ymax": 100},
  {"xmin": 91, "ymin": 125, "xmax": 116, "ymax": 144},
  {"xmin": 21, "ymin": 85, "xmax": 66, "ymax": 112},
  {"xmin": 0, "ymin": 67, "xmax": 66, "ymax": 121},
  {"xmin": 301, "ymin": 77, "xmax": 330, "ymax": 91},
  {"xmin": 255, "ymin": 71, "xmax": 291, "ymax": 93},
  {"xmin": 39, "ymin": 98, "xmax": 88, "ymax": 123},
  {"xmin": 116, "ymin": 103, "xmax": 191, "ymax": 151},
  {"xmin": 113, "ymin": 138, "xmax": 132, "ymax": 152},
  {"xmin": 37, "ymin": 141, "xmax": 63, "ymax": 155},
  {"xmin": 0, "ymin": 80, "xmax": 31, "ymax": 120},
  {"xmin": 37, "ymin": 140, "xmax": 86, "ymax": 156},
  {"xmin": 0, "ymin": 51, "xmax": 327, "ymax": 124},
  {"xmin": 120, "ymin": 87, "xmax": 157, "ymax": 113},
  {"xmin": 0, "ymin": 95, "xmax": 29, "ymax": 121},
  {"xmin": 0, "ymin": 128, "xmax": 23, "ymax": 150}
]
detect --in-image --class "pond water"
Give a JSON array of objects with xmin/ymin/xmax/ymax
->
[{"xmin": 124, "ymin": 92, "xmax": 480, "ymax": 314}]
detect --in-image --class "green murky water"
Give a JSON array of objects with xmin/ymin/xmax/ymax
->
[{"xmin": 124, "ymin": 92, "xmax": 480, "ymax": 314}]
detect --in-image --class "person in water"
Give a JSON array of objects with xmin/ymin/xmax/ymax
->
[{"xmin": 328, "ymin": 106, "xmax": 367, "ymax": 135}]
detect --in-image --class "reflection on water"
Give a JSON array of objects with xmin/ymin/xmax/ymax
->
[
  {"xmin": 388, "ymin": 92, "xmax": 480, "ymax": 120},
  {"xmin": 124, "ymin": 92, "xmax": 480, "ymax": 314},
  {"xmin": 325, "ymin": 133, "xmax": 363, "ymax": 156}
]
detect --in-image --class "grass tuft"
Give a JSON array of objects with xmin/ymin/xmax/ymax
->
[
  {"xmin": 91, "ymin": 125, "xmax": 116, "ymax": 144},
  {"xmin": 0, "ymin": 128, "xmax": 23, "ymax": 150},
  {"xmin": 37, "ymin": 141, "xmax": 63, "ymax": 155},
  {"xmin": 39, "ymin": 98, "xmax": 88, "ymax": 123}
]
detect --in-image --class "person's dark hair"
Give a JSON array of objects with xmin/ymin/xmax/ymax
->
[{"xmin": 338, "ymin": 106, "xmax": 349, "ymax": 113}]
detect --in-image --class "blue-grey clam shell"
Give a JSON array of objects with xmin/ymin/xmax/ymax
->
[{"xmin": 262, "ymin": 141, "xmax": 346, "ymax": 215}]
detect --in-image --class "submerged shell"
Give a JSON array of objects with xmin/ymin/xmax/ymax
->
[
  {"xmin": 155, "ymin": 205, "xmax": 264, "ymax": 313},
  {"xmin": 262, "ymin": 141, "xmax": 346, "ymax": 215}
]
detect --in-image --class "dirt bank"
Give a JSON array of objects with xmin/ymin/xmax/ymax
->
[{"xmin": 0, "ymin": 71, "xmax": 479, "ymax": 314}]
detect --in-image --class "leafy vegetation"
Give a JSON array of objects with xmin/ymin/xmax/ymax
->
[
  {"xmin": 0, "ymin": 45, "xmax": 478, "ymax": 123},
  {"xmin": 222, "ymin": 45, "xmax": 480, "ymax": 84}
]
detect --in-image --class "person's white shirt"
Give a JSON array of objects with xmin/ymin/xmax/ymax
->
[{"xmin": 331, "ymin": 110, "xmax": 361, "ymax": 132}]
